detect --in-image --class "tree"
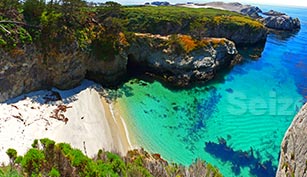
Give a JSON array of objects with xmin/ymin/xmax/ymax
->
[
  {"xmin": 6, "ymin": 148, "xmax": 17, "ymax": 168},
  {"xmin": 23, "ymin": 0, "xmax": 46, "ymax": 25},
  {"xmin": 97, "ymin": 1, "xmax": 122, "ymax": 20},
  {"xmin": 21, "ymin": 148, "xmax": 45, "ymax": 176},
  {"xmin": 0, "ymin": 0, "xmax": 22, "ymax": 18}
]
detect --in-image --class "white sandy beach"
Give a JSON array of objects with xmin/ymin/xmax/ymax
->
[{"xmin": 0, "ymin": 80, "xmax": 132, "ymax": 165}]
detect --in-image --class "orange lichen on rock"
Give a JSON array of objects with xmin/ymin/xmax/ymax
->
[{"xmin": 178, "ymin": 35, "xmax": 197, "ymax": 53}]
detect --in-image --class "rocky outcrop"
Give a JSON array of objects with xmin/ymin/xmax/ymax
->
[
  {"xmin": 127, "ymin": 34, "xmax": 240, "ymax": 87},
  {"xmin": 276, "ymin": 103, "xmax": 307, "ymax": 177},
  {"xmin": 195, "ymin": 2, "xmax": 262, "ymax": 18},
  {"xmin": 188, "ymin": 2, "xmax": 301, "ymax": 31},
  {"xmin": 263, "ymin": 10, "xmax": 286, "ymax": 16},
  {"xmin": 261, "ymin": 14, "xmax": 301, "ymax": 31},
  {"xmin": 0, "ymin": 44, "xmax": 127, "ymax": 103},
  {"xmin": 0, "ymin": 33, "xmax": 242, "ymax": 102},
  {"xmin": 205, "ymin": 23, "xmax": 267, "ymax": 45}
]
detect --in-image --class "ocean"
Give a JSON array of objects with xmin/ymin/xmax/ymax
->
[{"xmin": 115, "ymin": 5, "xmax": 307, "ymax": 177}]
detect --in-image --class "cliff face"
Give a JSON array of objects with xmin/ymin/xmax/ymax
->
[
  {"xmin": 276, "ymin": 103, "xmax": 307, "ymax": 177},
  {"xmin": 206, "ymin": 24, "xmax": 267, "ymax": 45},
  {"xmin": 0, "ymin": 34, "xmax": 241, "ymax": 102},
  {"xmin": 127, "ymin": 34, "xmax": 240, "ymax": 86},
  {"xmin": 0, "ymin": 44, "xmax": 127, "ymax": 103},
  {"xmin": 188, "ymin": 2, "xmax": 301, "ymax": 31}
]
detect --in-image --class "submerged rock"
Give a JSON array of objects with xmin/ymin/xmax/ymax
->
[{"xmin": 276, "ymin": 103, "xmax": 307, "ymax": 177}]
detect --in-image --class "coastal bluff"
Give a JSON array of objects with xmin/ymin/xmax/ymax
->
[
  {"xmin": 0, "ymin": 34, "xmax": 240, "ymax": 102},
  {"xmin": 128, "ymin": 34, "xmax": 240, "ymax": 86},
  {"xmin": 276, "ymin": 103, "xmax": 307, "ymax": 177},
  {"xmin": 184, "ymin": 2, "xmax": 301, "ymax": 31}
]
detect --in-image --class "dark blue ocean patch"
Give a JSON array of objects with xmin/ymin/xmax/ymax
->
[
  {"xmin": 226, "ymin": 88, "xmax": 234, "ymax": 93},
  {"xmin": 180, "ymin": 88, "xmax": 222, "ymax": 152},
  {"xmin": 225, "ymin": 75, "xmax": 235, "ymax": 82},
  {"xmin": 204, "ymin": 138, "xmax": 277, "ymax": 177},
  {"xmin": 282, "ymin": 52, "xmax": 307, "ymax": 99}
]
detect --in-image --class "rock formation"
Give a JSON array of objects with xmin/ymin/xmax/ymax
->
[
  {"xmin": 188, "ymin": 2, "xmax": 301, "ymax": 31},
  {"xmin": 205, "ymin": 22, "xmax": 267, "ymax": 45},
  {"xmin": 276, "ymin": 103, "xmax": 307, "ymax": 177},
  {"xmin": 0, "ymin": 34, "xmax": 241, "ymax": 102},
  {"xmin": 196, "ymin": 2, "xmax": 262, "ymax": 18},
  {"xmin": 261, "ymin": 13, "xmax": 301, "ymax": 31},
  {"xmin": 127, "ymin": 34, "xmax": 240, "ymax": 87},
  {"xmin": 0, "ymin": 43, "xmax": 127, "ymax": 103}
]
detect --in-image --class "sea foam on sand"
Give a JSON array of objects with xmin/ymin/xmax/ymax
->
[{"xmin": 0, "ymin": 80, "xmax": 132, "ymax": 165}]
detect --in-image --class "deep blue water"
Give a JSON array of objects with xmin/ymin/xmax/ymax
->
[{"xmin": 116, "ymin": 5, "xmax": 307, "ymax": 177}]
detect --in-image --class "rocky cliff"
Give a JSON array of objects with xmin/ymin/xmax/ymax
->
[
  {"xmin": 0, "ymin": 44, "xmax": 127, "ymax": 103},
  {"xmin": 188, "ymin": 2, "xmax": 301, "ymax": 31},
  {"xmin": 127, "ymin": 34, "xmax": 240, "ymax": 86},
  {"xmin": 260, "ymin": 14, "xmax": 301, "ymax": 31},
  {"xmin": 276, "ymin": 103, "xmax": 307, "ymax": 177},
  {"xmin": 0, "ymin": 33, "xmax": 241, "ymax": 102},
  {"xmin": 205, "ymin": 23, "xmax": 267, "ymax": 45}
]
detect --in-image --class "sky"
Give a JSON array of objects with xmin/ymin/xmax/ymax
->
[{"xmin": 89, "ymin": 0, "xmax": 307, "ymax": 7}]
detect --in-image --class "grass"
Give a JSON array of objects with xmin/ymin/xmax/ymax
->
[
  {"xmin": 122, "ymin": 6, "xmax": 239, "ymax": 19},
  {"xmin": 119, "ymin": 6, "xmax": 264, "ymax": 36}
]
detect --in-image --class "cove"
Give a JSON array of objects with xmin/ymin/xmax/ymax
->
[{"xmin": 114, "ymin": 5, "xmax": 307, "ymax": 177}]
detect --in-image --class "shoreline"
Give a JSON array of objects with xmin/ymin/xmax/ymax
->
[
  {"xmin": 101, "ymin": 97, "xmax": 134, "ymax": 154},
  {"xmin": 0, "ymin": 81, "xmax": 133, "ymax": 165},
  {"xmin": 111, "ymin": 98, "xmax": 139, "ymax": 150}
]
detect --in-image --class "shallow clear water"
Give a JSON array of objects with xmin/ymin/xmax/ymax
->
[{"xmin": 116, "ymin": 5, "xmax": 307, "ymax": 177}]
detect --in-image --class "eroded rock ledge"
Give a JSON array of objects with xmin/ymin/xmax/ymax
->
[
  {"xmin": 127, "ymin": 34, "xmax": 240, "ymax": 87},
  {"xmin": 0, "ymin": 34, "xmax": 240, "ymax": 102},
  {"xmin": 276, "ymin": 103, "xmax": 307, "ymax": 177}
]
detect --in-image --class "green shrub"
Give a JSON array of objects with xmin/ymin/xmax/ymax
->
[
  {"xmin": 21, "ymin": 148, "xmax": 45, "ymax": 176},
  {"xmin": 31, "ymin": 139, "xmax": 38, "ymax": 148},
  {"xmin": 40, "ymin": 138, "xmax": 55, "ymax": 149},
  {"xmin": 48, "ymin": 167, "xmax": 60, "ymax": 177},
  {"xmin": 6, "ymin": 149, "xmax": 17, "ymax": 162}
]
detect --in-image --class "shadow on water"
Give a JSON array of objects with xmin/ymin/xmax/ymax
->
[
  {"xmin": 237, "ymin": 41, "xmax": 266, "ymax": 61},
  {"xmin": 204, "ymin": 138, "xmax": 277, "ymax": 177},
  {"xmin": 268, "ymin": 29, "xmax": 300, "ymax": 41}
]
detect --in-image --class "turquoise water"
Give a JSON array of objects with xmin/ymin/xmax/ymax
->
[{"xmin": 116, "ymin": 5, "xmax": 307, "ymax": 177}]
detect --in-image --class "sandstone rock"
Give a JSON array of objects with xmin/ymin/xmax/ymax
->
[{"xmin": 276, "ymin": 103, "xmax": 307, "ymax": 177}]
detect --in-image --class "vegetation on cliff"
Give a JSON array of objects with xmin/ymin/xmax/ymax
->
[
  {"xmin": 120, "ymin": 6, "xmax": 264, "ymax": 37},
  {"xmin": 0, "ymin": 138, "xmax": 222, "ymax": 177},
  {"xmin": 0, "ymin": 0, "xmax": 264, "ymax": 58}
]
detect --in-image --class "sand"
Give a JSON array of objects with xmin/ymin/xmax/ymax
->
[{"xmin": 0, "ymin": 80, "xmax": 132, "ymax": 165}]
